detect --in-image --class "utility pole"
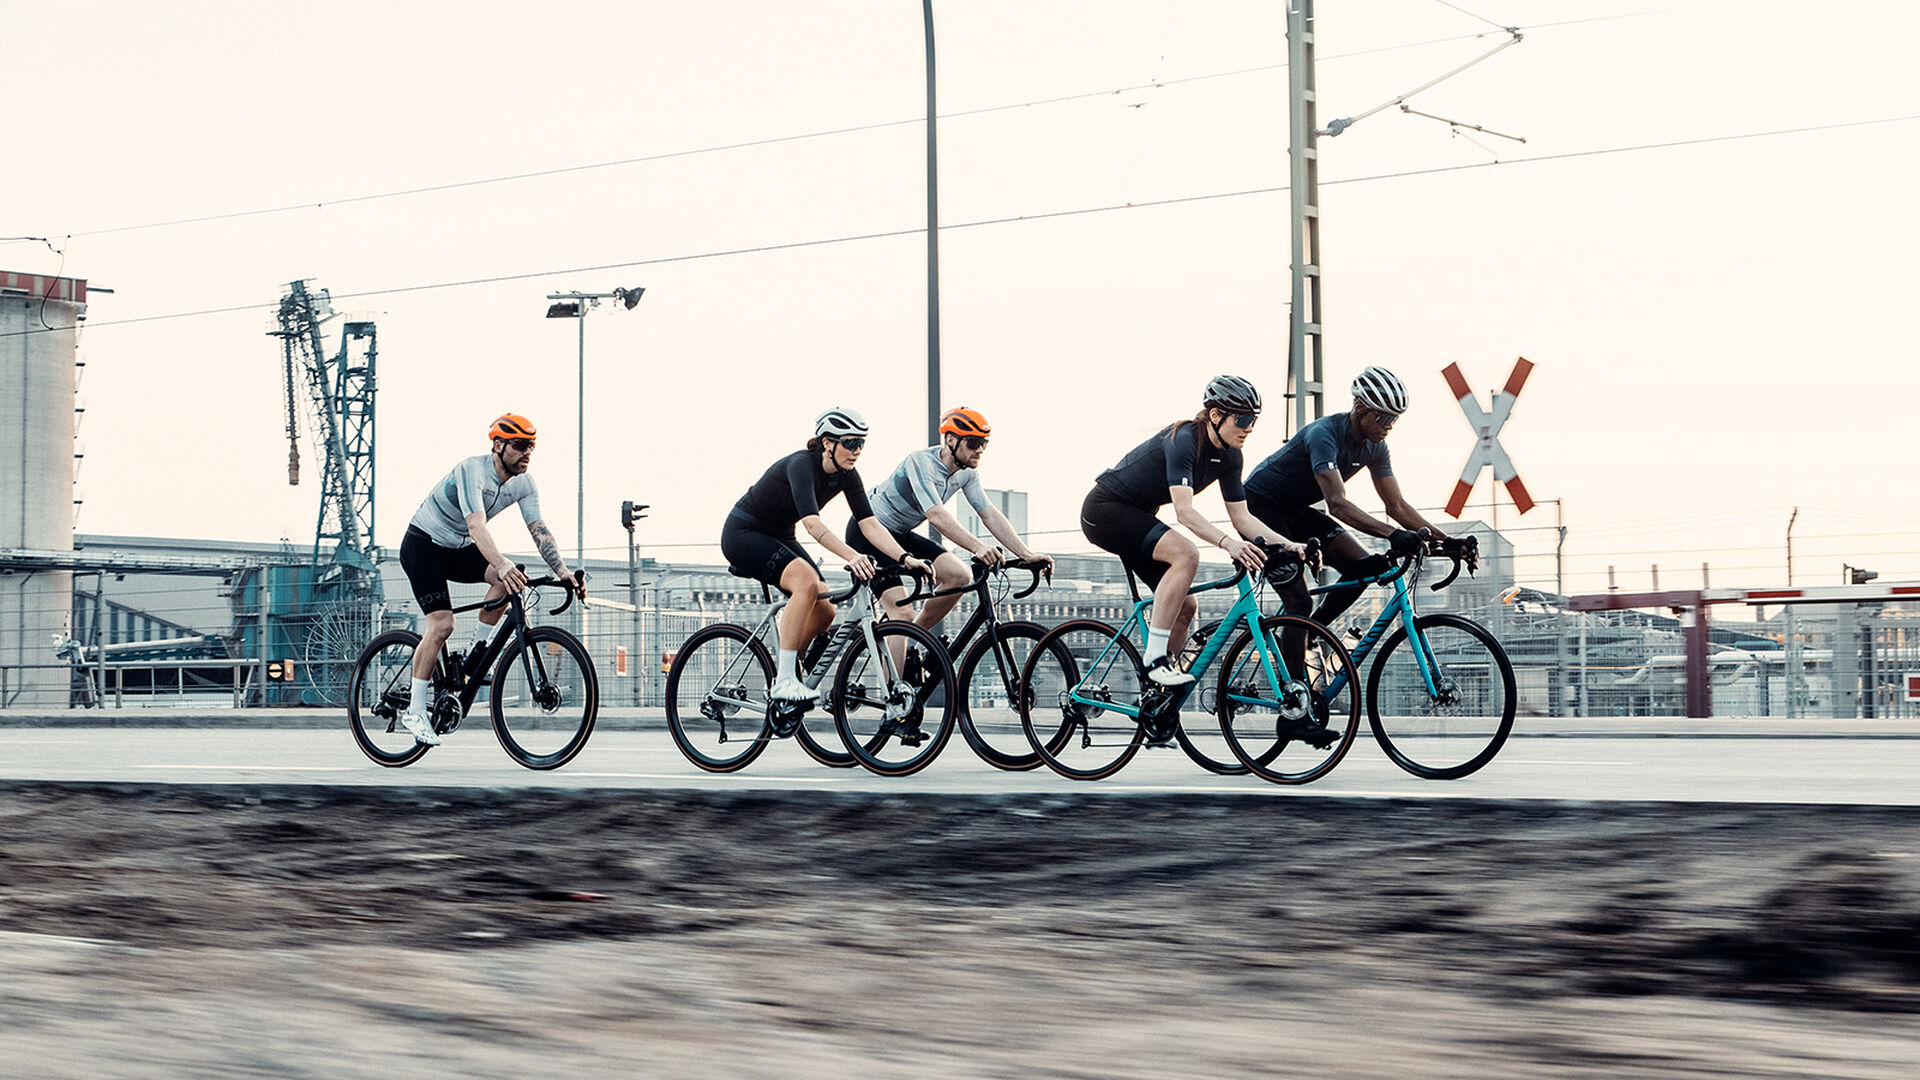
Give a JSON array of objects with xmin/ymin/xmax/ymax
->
[{"xmin": 1285, "ymin": 0, "xmax": 1324, "ymax": 436}]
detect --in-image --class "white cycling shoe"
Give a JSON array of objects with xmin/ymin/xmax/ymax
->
[
  {"xmin": 770, "ymin": 674, "xmax": 816, "ymax": 703},
  {"xmin": 1143, "ymin": 657, "xmax": 1195, "ymax": 687},
  {"xmin": 399, "ymin": 709, "xmax": 442, "ymax": 746}
]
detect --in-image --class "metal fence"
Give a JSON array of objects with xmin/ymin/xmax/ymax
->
[{"xmin": 6, "ymin": 565, "xmax": 1920, "ymax": 720}]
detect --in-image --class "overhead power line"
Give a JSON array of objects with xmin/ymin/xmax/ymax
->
[
  {"xmin": 7, "ymin": 108, "xmax": 1907, "ymax": 340},
  {"xmin": 0, "ymin": 0, "xmax": 1769, "ymax": 245}
]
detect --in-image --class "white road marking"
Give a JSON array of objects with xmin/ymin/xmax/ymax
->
[{"xmin": 136, "ymin": 765, "xmax": 363, "ymax": 772}]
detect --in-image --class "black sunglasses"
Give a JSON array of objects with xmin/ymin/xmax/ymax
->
[
  {"xmin": 504, "ymin": 438, "xmax": 534, "ymax": 452},
  {"xmin": 831, "ymin": 436, "xmax": 866, "ymax": 452},
  {"xmin": 957, "ymin": 435, "xmax": 989, "ymax": 451},
  {"xmin": 1230, "ymin": 413, "xmax": 1258, "ymax": 430}
]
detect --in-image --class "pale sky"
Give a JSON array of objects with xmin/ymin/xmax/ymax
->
[{"xmin": 5, "ymin": 0, "xmax": 1917, "ymax": 596}]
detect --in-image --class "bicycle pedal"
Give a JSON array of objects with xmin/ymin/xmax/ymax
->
[{"xmin": 768, "ymin": 701, "xmax": 808, "ymax": 737}]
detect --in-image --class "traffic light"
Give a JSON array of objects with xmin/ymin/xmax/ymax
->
[
  {"xmin": 621, "ymin": 500, "xmax": 650, "ymax": 530},
  {"xmin": 1848, "ymin": 566, "xmax": 1879, "ymax": 585}
]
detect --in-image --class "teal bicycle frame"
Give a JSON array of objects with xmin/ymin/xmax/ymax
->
[
  {"xmin": 1304, "ymin": 559, "xmax": 1451, "ymax": 703},
  {"xmin": 1070, "ymin": 565, "xmax": 1297, "ymax": 723}
]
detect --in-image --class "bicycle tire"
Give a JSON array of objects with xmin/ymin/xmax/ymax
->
[
  {"xmin": 489, "ymin": 626, "xmax": 600, "ymax": 770},
  {"xmin": 832, "ymin": 621, "xmax": 958, "ymax": 777},
  {"xmin": 955, "ymin": 621, "xmax": 1071, "ymax": 771},
  {"xmin": 666, "ymin": 623, "xmax": 775, "ymax": 772},
  {"xmin": 346, "ymin": 628, "xmax": 432, "ymax": 768},
  {"xmin": 1216, "ymin": 614, "xmax": 1361, "ymax": 784},
  {"xmin": 789, "ymin": 672, "xmax": 858, "ymax": 770},
  {"xmin": 1365, "ymin": 613, "xmax": 1515, "ymax": 780},
  {"xmin": 1167, "ymin": 619, "xmax": 1248, "ymax": 775},
  {"xmin": 1018, "ymin": 619, "xmax": 1146, "ymax": 781}
]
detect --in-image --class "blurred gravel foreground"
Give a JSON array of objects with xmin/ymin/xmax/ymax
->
[{"xmin": 1, "ymin": 783, "xmax": 1916, "ymax": 1079}]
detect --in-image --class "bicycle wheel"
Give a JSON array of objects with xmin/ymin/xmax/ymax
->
[
  {"xmin": 1170, "ymin": 618, "xmax": 1247, "ymax": 774},
  {"xmin": 1019, "ymin": 619, "xmax": 1145, "ymax": 781},
  {"xmin": 787, "ymin": 651, "xmax": 858, "ymax": 769},
  {"xmin": 346, "ymin": 629, "xmax": 431, "ymax": 767},
  {"xmin": 833, "ymin": 621, "xmax": 958, "ymax": 776},
  {"xmin": 955, "ymin": 621, "xmax": 1070, "ymax": 771},
  {"xmin": 666, "ymin": 623, "xmax": 775, "ymax": 772},
  {"xmin": 489, "ymin": 626, "xmax": 599, "ymax": 770},
  {"xmin": 1366, "ymin": 613, "xmax": 1515, "ymax": 779},
  {"xmin": 1216, "ymin": 615, "xmax": 1360, "ymax": 784}
]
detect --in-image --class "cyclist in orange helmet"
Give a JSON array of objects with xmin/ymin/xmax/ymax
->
[
  {"xmin": 848, "ymin": 406, "xmax": 1052, "ymax": 635},
  {"xmin": 394, "ymin": 413, "xmax": 583, "ymax": 745}
]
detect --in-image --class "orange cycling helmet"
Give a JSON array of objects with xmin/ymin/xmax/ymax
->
[
  {"xmin": 939, "ymin": 406, "xmax": 991, "ymax": 439},
  {"xmin": 489, "ymin": 414, "xmax": 537, "ymax": 444}
]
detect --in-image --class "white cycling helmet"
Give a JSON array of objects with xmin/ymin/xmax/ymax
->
[
  {"xmin": 1351, "ymin": 366, "xmax": 1408, "ymax": 416},
  {"xmin": 814, "ymin": 406, "xmax": 870, "ymax": 439}
]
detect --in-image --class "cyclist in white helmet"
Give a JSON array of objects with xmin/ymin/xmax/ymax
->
[
  {"xmin": 1241, "ymin": 366, "xmax": 1452, "ymax": 639},
  {"xmin": 721, "ymin": 406, "xmax": 932, "ymax": 701}
]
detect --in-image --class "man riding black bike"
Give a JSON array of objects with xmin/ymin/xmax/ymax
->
[{"xmin": 396, "ymin": 413, "xmax": 584, "ymax": 745}]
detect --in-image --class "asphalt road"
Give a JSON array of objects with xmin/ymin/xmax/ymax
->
[{"xmin": 3, "ymin": 713, "xmax": 1917, "ymax": 803}]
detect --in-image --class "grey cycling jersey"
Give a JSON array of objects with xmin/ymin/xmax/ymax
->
[
  {"xmin": 408, "ymin": 454, "xmax": 544, "ymax": 548},
  {"xmin": 868, "ymin": 446, "xmax": 991, "ymax": 533}
]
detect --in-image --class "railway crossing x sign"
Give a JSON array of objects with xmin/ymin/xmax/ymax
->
[{"xmin": 1442, "ymin": 357, "xmax": 1535, "ymax": 518}]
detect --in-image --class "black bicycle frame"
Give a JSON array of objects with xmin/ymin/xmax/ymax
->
[{"xmin": 909, "ymin": 557, "xmax": 1047, "ymax": 695}]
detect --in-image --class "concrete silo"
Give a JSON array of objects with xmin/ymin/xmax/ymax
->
[{"xmin": 0, "ymin": 271, "xmax": 84, "ymax": 706}]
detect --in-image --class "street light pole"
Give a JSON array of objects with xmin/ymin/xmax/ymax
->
[
  {"xmin": 576, "ymin": 311, "xmax": 586, "ymax": 567},
  {"xmin": 546, "ymin": 286, "xmax": 645, "ymax": 570},
  {"xmin": 923, "ymin": 0, "xmax": 940, "ymax": 447}
]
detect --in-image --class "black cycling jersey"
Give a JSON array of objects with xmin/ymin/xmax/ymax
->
[
  {"xmin": 1093, "ymin": 422, "xmax": 1245, "ymax": 509},
  {"xmin": 730, "ymin": 448, "xmax": 875, "ymax": 533},
  {"xmin": 1243, "ymin": 412, "xmax": 1392, "ymax": 509}
]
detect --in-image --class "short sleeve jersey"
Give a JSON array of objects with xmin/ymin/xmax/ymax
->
[
  {"xmin": 1093, "ymin": 423, "xmax": 1246, "ymax": 510},
  {"xmin": 408, "ymin": 455, "xmax": 544, "ymax": 548},
  {"xmin": 1243, "ymin": 413, "xmax": 1392, "ymax": 509},
  {"xmin": 868, "ymin": 446, "xmax": 992, "ymax": 533},
  {"xmin": 731, "ymin": 448, "xmax": 875, "ymax": 533}
]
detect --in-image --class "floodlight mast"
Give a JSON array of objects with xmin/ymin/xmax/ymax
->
[{"xmin": 546, "ymin": 287, "xmax": 645, "ymax": 567}]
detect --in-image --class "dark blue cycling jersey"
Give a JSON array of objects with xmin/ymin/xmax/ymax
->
[
  {"xmin": 1093, "ymin": 422, "xmax": 1245, "ymax": 509},
  {"xmin": 730, "ymin": 448, "xmax": 874, "ymax": 533},
  {"xmin": 1243, "ymin": 412, "xmax": 1392, "ymax": 509}
]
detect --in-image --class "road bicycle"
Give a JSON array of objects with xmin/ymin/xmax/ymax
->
[
  {"xmin": 665, "ymin": 566, "xmax": 957, "ymax": 776},
  {"xmin": 1259, "ymin": 534, "xmax": 1515, "ymax": 779},
  {"xmin": 347, "ymin": 572, "xmax": 598, "ymax": 770},
  {"xmin": 1018, "ymin": 539, "xmax": 1360, "ymax": 783},
  {"xmin": 897, "ymin": 554, "xmax": 1066, "ymax": 771}
]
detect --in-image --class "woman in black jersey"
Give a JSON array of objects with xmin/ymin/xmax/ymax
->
[
  {"xmin": 1079, "ymin": 376, "xmax": 1310, "ymax": 686},
  {"xmin": 721, "ymin": 406, "xmax": 932, "ymax": 701}
]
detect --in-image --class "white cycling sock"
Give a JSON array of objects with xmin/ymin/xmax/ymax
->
[
  {"xmin": 409, "ymin": 676, "xmax": 431, "ymax": 713},
  {"xmin": 1144, "ymin": 625, "xmax": 1172, "ymax": 664},
  {"xmin": 778, "ymin": 648, "xmax": 800, "ymax": 682}
]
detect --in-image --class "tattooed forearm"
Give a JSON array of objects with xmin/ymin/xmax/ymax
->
[{"xmin": 528, "ymin": 521, "xmax": 570, "ymax": 579}]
